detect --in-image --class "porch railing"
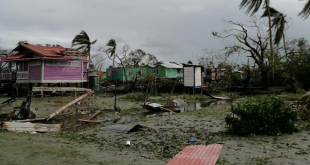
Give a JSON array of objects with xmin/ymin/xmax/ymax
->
[
  {"xmin": 1, "ymin": 72, "xmax": 12, "ymax": 80},
  {"xmin": 17, "ymin": 71, "xmax": 28, "ymax": 80}
]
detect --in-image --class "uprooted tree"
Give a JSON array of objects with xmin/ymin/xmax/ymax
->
[{"xmin": 212, "ymin": 19, "xmax": 271, "ymax": 89}]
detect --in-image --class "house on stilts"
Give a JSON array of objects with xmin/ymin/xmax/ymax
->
[{"xmin": 6, "ymin": 43, "xmax": 88, "ymax": 87}]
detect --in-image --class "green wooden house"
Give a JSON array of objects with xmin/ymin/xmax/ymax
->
[
  {"xmin": 153, "ymin": 62, "xmax": 183, "ymax": 78},
  {"xmin": 106, "ymin": 66, "xmax": 154, "ymax": 81}
]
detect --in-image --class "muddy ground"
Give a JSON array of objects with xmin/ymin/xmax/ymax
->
[{"xmin": 0, "ymin": 92, "xmax": 310, "ymax": 165}]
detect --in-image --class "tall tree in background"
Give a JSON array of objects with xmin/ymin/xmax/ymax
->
[
  {"xmin": 72, "ymin": 30, "xmax": 97, "ymax": 57},
  {"xmin": 106, "ymin": 39, "xmax": 117, "ymax": 110},
  {"xmin": 262, "ymin": 7, "xmax": 288, "ymax": 59},
  {"xmin": 239, "ymin": 0, "xmax": 275, "ymax": 82},
  {"xmin": 212, "ymin": 19, "xmax": 270, "ymax": 89},
  {"xmin": 299, "ymin": 0, "xmax": 310, "ymax": 19}
]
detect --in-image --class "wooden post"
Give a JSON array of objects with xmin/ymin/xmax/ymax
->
[{"xmin": 40, "ymin": 83, "xmax": 43, "ymax": 97}]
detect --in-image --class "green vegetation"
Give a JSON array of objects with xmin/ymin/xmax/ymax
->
[{"xmin": 225, "ymin": 95, "xmax": 297, "ymax": 135}]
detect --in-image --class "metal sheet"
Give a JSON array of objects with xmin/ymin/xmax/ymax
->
[
  {"xmin": 147, "ymin": 103, "xmax": 163, "ymax": 108},
  {"xmin": 166, "ymin": 144, "xmax": 223, "ymax": 165},
  {"xmin": 100, "ymin": 124, "xmax": 143, "ymax": 133}
]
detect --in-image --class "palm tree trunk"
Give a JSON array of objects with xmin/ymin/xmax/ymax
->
[
  {"xmin": 283, "ymin": 34, "xmax": 288, "ymax": 61},
  {"xmin": 113, "ymin": 54, "xmax": 117, "ymax": 110},
  {"xmin": 265, "ymin": 0, "xmax": 274, "ymax": 84}
]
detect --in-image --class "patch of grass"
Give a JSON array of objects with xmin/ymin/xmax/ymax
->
[
  {"xmin": 122, "ymin": 92, "xmax": 146, "ymax": 101},
  {"xmin": 296, "ymin": 149, "xmax": 308, "ymax": 155}
]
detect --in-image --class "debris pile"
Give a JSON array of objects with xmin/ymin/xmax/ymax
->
[{"xmin": 1, "ymin": 87, "xmax": 95, "ymax": 133}]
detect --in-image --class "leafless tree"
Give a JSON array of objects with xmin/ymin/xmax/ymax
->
[
  {"xmin": 212, "ymin": 18, "xmax": 270, "ymax": 89},
  {"xmin": 91, "ymin": 46, "xmax": 107, "ymax": 72}
]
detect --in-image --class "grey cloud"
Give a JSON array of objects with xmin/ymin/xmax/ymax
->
[{"xmin": 0, "ymin": 0, "xmax": 309, "ymax": 67}]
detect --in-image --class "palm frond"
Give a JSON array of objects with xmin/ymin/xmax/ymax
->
[
  {"xmin": 261, "ymin": 6, "xmax": 280, "ymax": 18},
  {"xmin": 239, "ymin": 0, "xmax": 264, "ymax": 16},
  {"xmin": 106, "ymin": 39, "xmax": 117, "ymax": 57},
  {"xmin": 106, "ymin": 39, "xmax": 116, "ymax": 47},
  {"xmin": 271, "ymin": 13, "xmax": 286, "ymax": 45},
  {"xmin": 274, "ymin": 23, "xmax": 284, "ymax": 45},
  {"xmin": 72, "ymin": 30, "xmax": 90, "ymax": 47},
  {"xmin": 91, "ymin": 39, "xmax": 97, "ymax": 45},
  {"xmin": 299, "ymin": 0, "xmax": 310, "ymax": 19}
]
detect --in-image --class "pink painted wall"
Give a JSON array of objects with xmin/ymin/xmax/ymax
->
[
  {"xmin": 83, "ymin": 62, "xmax": 87, "ymax": 80},
  {"xmin": 29, "ymin": 66, "xmax": 41, "ymax": 80},
  {"xmin": 44, "ymin": 63, "xmax": 82, "ymax": 80}
]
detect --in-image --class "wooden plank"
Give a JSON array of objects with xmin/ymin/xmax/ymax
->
[
  {"xmin": 3, "ymin": 122, "xmax": 62, "ymax": 132},
  {"xmin": 87, "ymin": 110, "xmax": 102, "ymax": 120},
  {"xmin": 32, "ymin": 87, "xmax": 91, "ymax": 92},
  {"xmin": 79, "ymin": 110, "xmax": 102, "ymax": 122},
  {"xmin": 13, "ymin": 118, "xmax": 46, "ymax": 122},
  {"xmin": 46, "ymin": 91, "xmax": 94, "ymax": 120}
]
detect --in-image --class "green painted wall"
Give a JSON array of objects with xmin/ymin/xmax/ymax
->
[
  {"xmin": 106, "ymin": 66, "xmax": 155, "ymax": 81},
  {"xmin": 106, "ymin": 65, "xmax": 184, "ymax": 81}
]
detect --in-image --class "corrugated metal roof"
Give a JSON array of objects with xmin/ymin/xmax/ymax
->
[
  {"xmin": 160, "ymin": 62, "xmax": 183, "ymax": 69},
  {"xmin": 8, "ymin": 44, "xmax": 86, "ymax": 60},
  {"xmin": 166, "ymin": 144, "xmax": 223, "ymax": 165}
]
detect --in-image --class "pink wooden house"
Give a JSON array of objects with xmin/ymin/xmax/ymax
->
[{"xmin": 8, "ymin": 43, "xmax": 88, "ymax": 84}]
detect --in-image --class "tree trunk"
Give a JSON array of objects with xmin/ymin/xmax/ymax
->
[
  {"xmin": 265, "ymin": 1, "xmax": 274, "ymax": 83},
  {"xmin": 283, "ymin": 34, "xmax": 288, "ymax": 61},
  {"xmin": 112, "ymin": 53, "xmax": 117, "ymax": 110},
  {"xmin": 261, "ymin": 70, "xmax": 269, "ymax": 90}
]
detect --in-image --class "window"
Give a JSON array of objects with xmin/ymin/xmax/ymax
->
[
  {"xmin": 154, "ymin": 69, "xmax": 159, "ymax": 75},
  {"xmin": 46, "ymin": 61, "xmax": 81, "ymax": 67},
  {"xmin": 137, "ymin": 70, "xmax": 142, "ymax": 76},
  {"xmin": 29, "ymin": 60, "xmax": 41, "ymax": 66},
  {"xmin": 177, "ymin": 68, "xmax": 182, "ymax": 74}
]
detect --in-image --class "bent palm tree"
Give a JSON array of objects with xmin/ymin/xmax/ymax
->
[
  {"xmin": 106, "ymin": 39, "xmax": 117, "ymax": 110},
  {"xmin": 72, "ymin": 30, "xmax": 97, "ymax": 56},
  {"xmin": 299, "ymin": 0, "xmax": 310, "ymax": 19},
  {"xmin": 239, "ymin": 0, "xmax": 275, "ymax": 82},
  {"xmin": 262, "ymin": 7, "xmax": 288, "ymax": 58}
]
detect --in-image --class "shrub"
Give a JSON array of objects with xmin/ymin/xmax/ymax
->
[{"xmin": 225, "ymin": 96, "xmax": 297, "ymax": 136}]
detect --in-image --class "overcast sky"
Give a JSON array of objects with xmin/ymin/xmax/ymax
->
[{"xmin": 0, "ymin": 0, "xmax": 309, "ymax": 67}]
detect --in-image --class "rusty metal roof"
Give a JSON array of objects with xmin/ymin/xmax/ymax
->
[
  {"xmin": 8, "ymin": 43, "xmax": 86, "ymax": 60},
  {"xmin": 166, "ymin": 144, "xmax": 223, "ymax": 165}
]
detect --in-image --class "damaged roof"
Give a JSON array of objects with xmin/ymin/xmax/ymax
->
[
  {"xmin": 160, "ymin": 62, "xmax": 183, "ymax": 69},
  {"xmin": 8, "ymin": 43, "xmax": 86, "ymax": 60}
]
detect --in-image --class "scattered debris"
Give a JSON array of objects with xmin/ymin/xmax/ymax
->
[
  {"xmin": 173, "ymin": 98, "xmax": 188, "ymax": 107},
  {"xmin": 100, "ymin": 124, "xmax": 144, "ymax": 133},
  {"xmin": 79, "ymin": 110, "xmax": 103, "ymax": 123},
  {"xmin": 46, "ymin": 91, "xmax": 94, "ymax": 120},
  {"xmin": 126, "ymin": 141, "xmax": 131, "ymax": 146},
  {"xmin": 32, "ymin": 87, "xmax": 91, "ymax": 92},
  {"xmin": 3, "ymin": 122, "xmax": 62, "ymax": 133},
  {"xmin": 203, "ymin": 88, "xmax": 231, "ymax": 100},
  {"xmin": 188, "ymin": 138, "xmax": 197, "ymax": 142},
  {"xmin": 143, "ymin": 102, "xmax": 180, "ymax": 112},
  {"xmin": 166, "ymin": 144, "xmax": 223, "ymax": 165},
  {"xmin": 0, "ymin": 97, "xmax": 18, "ymax": 109}
]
